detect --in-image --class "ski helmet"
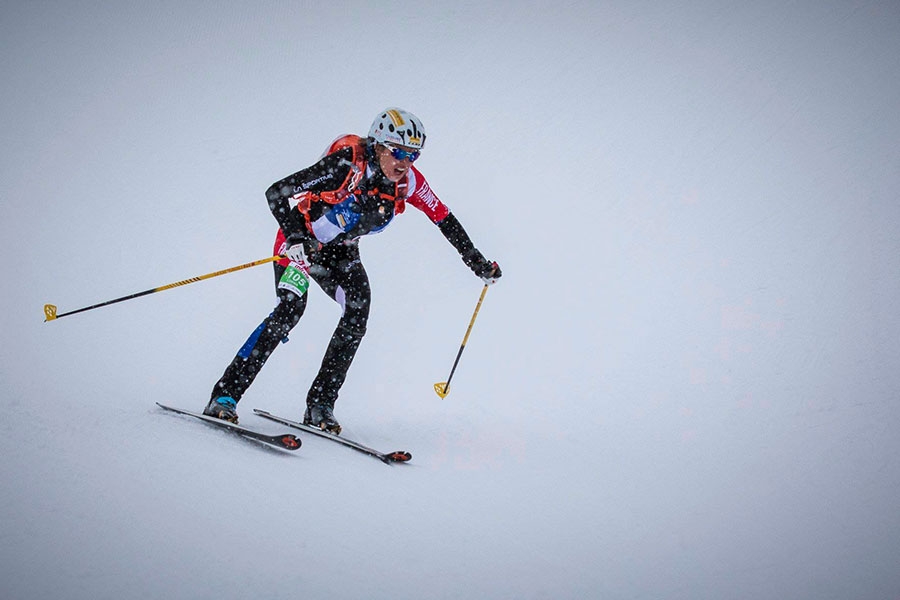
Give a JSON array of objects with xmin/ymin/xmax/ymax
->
[{"xmin": 368, "ymin": 108, "xmax": 426, "ymax": 150}]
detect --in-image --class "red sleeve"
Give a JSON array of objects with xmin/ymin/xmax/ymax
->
[{"xmin": 405, "ymin": 166, "xmax": 450, "ymax": 224}]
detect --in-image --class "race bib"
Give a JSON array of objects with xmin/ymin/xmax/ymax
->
[{"xmin": 277, "ymin": 262, "xmax": 310, "ymax": 297}]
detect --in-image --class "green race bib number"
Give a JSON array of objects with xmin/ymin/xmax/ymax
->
[{"xmin": 278, "ymin": 263, "xmax": 310, "ymax": 297}]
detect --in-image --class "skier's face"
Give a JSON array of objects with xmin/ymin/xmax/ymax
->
[{"xmin": 376, "ymin": 143, "xmax": 418, "ymax": 182}]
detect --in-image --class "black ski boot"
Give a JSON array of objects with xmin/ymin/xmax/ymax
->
[
  {"xmin": 203, "ymin": 396, "xmax": 239, "ymax": 424},
  {"xmin": 304, "ymin": 402, "xmax": 342, "ymax": 435}
]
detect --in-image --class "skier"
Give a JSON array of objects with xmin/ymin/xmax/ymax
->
[{"xmin": 204, "ymin": 108, "xmax": 501, "ymax": 433}]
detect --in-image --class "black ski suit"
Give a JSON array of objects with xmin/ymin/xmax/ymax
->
[{"xmin": 210, "ymin": 137, "xmax": 496, "ymax": 412}]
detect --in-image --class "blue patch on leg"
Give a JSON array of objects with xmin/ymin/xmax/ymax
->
[{"xmin": 237, "ymin": 320, "xmax": 267, "ymax": 359}]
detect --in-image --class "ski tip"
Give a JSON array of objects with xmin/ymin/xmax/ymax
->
[
  {"xmin": 280, "ymin": 435, "xmax": 302, "ymax": 450},
  {"xmin": 385, "ymin": 451, "xmax": 412, "ymax": 463}
]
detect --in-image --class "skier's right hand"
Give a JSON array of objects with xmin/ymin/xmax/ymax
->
[
  {"xmin": 285, "ymin": 242, "xmax": 309, "ymax": 265},
  {"xmin": 284, "ymin": 234, "xmax": 319, "ymax": 265}
]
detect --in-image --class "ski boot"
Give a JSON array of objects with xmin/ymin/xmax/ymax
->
[
  {"xmin": 203, "ymin": 396, "xmax": 239, "ymax": 424},
  {"xmin": 304, "ymin": 402, "xmax": 342, "ymax": 435}
]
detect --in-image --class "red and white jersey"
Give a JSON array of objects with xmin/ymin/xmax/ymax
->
[
  {"xmin": 405, "ymin": 166, "xmax": 450, "ymax": 224},
  {"xmin": 318, "ymin": 135, "xmax": 450, "ymax": 225},
  {"xmin": 271, "ymin": 143, "xmax": 453, "ymax": 262}
]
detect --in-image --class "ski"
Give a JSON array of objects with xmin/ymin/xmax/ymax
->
[
  {"xmin": 157, "ymin": 403, "xmax": 301, "ymax": 451},
  {"xmin": 253, "ymin": 409, "xmax": 411, "ymax": 464}
]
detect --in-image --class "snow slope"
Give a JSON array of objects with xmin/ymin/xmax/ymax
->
[{"xmin": 2, "ymin": 2, "xmax": 899, "ymax": 598}]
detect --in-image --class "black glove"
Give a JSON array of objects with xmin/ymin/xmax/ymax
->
[
  {"xmin": 438, "ymin": 214, "xmax": 501, "ymax": 285},
  {"xmin": 464, "ymin": 249, "xmax": 502, "ymax": 285}
]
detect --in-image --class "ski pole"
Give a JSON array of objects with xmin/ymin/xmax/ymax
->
[
  {"xmin": 434, "ymin": 283, "xmax": 490, "ymax": 398},
  {"xmin": 44, "ymin": 255, "xmax": 285, "ymax": 322}
]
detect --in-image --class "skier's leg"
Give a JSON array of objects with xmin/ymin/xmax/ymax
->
[
  {"xmin": 303, "ymin": 245, "xmax": 370, "ymax": 431},
  {"xmin": 208, "ymin": 264, "xmax": 307, "ymax": 408}
]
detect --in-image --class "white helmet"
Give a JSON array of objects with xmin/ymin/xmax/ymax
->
[{"xmin": 368, "ymin": 108, "xmax": 426, "ymax": 149}]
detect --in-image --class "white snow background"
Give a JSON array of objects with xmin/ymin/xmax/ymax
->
[{"xmin": 2, "ymin": 2, "xmax": 899, "ymax": 599}]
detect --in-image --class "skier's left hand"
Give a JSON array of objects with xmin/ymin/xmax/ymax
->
[
  {"xmin": 475, "ymin": 259, "xmax": 502, "ymax": 285},
  {"xmin": 462, "ymin": 248, "xmax": 501, "ymax": 285}
]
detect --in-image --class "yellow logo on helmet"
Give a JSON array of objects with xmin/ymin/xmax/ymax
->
[{"xmin": 386, "ymin": 109, "xmax": 405, "ymax": 127}]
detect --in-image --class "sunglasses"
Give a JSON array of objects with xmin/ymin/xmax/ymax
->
[{"xmin": 383, "ymin": 143, "xmax": 421, "ymax": 162}]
